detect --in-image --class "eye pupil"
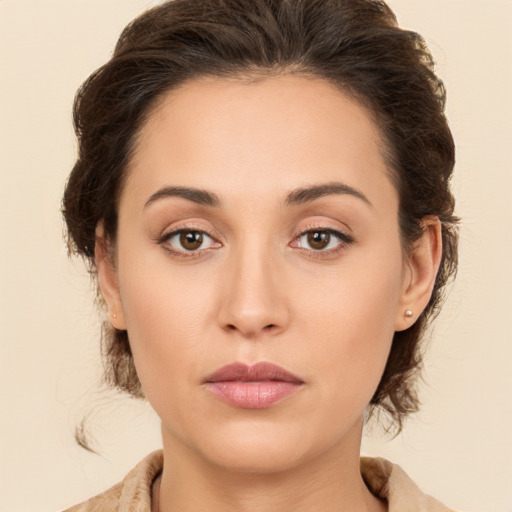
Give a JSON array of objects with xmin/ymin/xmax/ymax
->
[
  {"xmin": 180, "ymin": 231, "xmax": 203, "ymax": 250},
  {"xmin": 307, "ymin": 231, "xmax": 330, "ymax": 250}
]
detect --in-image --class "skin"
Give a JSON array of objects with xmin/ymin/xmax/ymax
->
[{"xmin": 96, "ymin": 75, "xmax": 442, "ymax": 512}]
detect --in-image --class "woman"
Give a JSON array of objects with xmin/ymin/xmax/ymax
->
[{"xmin": 62, "ymin": 0, "xmax": 458, "ymax": 510}]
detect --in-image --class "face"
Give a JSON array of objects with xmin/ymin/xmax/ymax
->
[{"xmin": 99, "ymin": 75, "xmax": 427, "ymax": 473}]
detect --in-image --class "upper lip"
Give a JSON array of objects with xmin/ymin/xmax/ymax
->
[{"xmin": 204, "ymin": 362, "xmax": 304, "ymax": 383}]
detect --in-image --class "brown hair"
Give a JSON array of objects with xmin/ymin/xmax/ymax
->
[{"xmin": 63, "ymin": 0, "xmax": 458, "ymax": 435}]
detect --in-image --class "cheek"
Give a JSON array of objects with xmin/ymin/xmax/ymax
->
[
  {"xmin": 115, "ymin": 245, "xmax": 220, "ymax": 405},
  {"xmin": 294, "ymin": 244, "xmax": 403, "ymax": 403}
]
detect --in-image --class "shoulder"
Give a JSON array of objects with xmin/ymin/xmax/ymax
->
[
  {"xmin": 62, "ymin": 450, "xmax": 163, "ymax": 512},
  {"xmin": 62, "ymin": 481, "xmax": 123, "ymax": 512},
  {"xmin": 361, "ymin": 456, "xmax": 457, "ymax": 512}
]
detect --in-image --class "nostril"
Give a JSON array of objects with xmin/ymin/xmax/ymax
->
[{"xmin": 224, "ymin": 323, "xmax": 277, "ymax": 334}]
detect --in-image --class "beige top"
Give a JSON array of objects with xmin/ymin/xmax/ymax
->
[{"xmin": 63, "ymin": 450, "xmax": 455, "ymax": 512}]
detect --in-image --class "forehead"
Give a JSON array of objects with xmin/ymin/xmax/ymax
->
[{"xmin": 123, "ymin": 74, "xmax": 395, "ymax": 210}]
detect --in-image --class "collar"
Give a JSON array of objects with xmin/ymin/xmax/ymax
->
[{"xmin": 66, "ymin": 450, "xmax": 454, "ymax": 511}]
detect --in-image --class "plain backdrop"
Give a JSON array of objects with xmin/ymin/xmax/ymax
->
[{"xmin": 1, "ymin": 1, "xmax": 511, "ymax": 511}]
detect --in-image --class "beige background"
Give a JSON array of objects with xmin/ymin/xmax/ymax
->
[{"xmin": 1, "ymin": 1, "xmax": 511, "ymax": 511}]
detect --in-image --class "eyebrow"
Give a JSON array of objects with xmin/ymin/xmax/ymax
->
[
  {"xmin": 144, "ymin": 181, "xmax": 371, "ymax": 209},
  {"xmin": 285, "ymin": 182, "xmax": 372, "ymax": 207},
  {"xmin": 144, "ymin": 186, "xmax": 221, "ymax": 208}
]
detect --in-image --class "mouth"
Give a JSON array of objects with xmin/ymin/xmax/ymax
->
[{"xmin": 203, "ymin": 361, "xmax": 305, "ymax": 409}]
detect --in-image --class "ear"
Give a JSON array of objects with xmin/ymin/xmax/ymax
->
[
  {"xmin": 395, "ymin": 216, "xmax": 443, "ymax": 331},
  {"xmin": 95, "ymin": 221, "xmax": 126, "ymax": 330}
]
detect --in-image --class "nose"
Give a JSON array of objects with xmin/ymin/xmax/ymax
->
[{"xmin": 217, "ymin": 244, "xmax": 290, "ymax": 339}]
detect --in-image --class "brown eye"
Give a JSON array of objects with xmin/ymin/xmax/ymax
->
[
  {"xmin": 294, "ymin": 228, "xmax": 352, "ymax": 253},
  {"xmin": 179, "ymin": 231, "xmax": 204, "ymax": 251},
  {"xmin": 306, "ymin": 231, "xmax": 331, "ymax": 250},
  {"xmin": 162, "ymin": 229, "xmax": 219, "ymax": 254}
]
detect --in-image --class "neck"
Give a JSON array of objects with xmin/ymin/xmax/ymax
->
[{"xmin": 157, "ymin": 419, "xmax": 387, "ymax": 512}]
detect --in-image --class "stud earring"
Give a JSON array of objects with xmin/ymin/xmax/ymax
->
[
  {"xmin": 110, "ymin": 311, "xmax": 117, "ymax": 319},
  {"xmin": 404, "ymin": 309, "xmax": 414, "ymax": 318}
]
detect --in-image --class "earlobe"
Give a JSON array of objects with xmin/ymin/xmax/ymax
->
[
  {"xmin": 95, "ymin": 222, "xmax": 126, "ymax": 330},
  {"xmin": 395, "ymin": 216, "xmax": 443, "ymax": 332}
]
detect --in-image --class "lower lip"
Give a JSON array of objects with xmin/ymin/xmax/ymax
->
[{"xmin": 205, "ymin": 381, "xmax": 303, "ymax": 409}]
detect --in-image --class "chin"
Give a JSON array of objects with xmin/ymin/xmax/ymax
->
[{"xmin": 208, "ymin": 444, "xmax": 306, "ymax": 474}]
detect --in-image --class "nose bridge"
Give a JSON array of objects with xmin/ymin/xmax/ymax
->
[{"xmin": 218, "ymin": 233, "xmax": 289, "ymax": 337}]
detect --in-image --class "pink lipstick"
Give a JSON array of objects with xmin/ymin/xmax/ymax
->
[{"xmin": 203, "ymin": 361, "xmax": 304, "ymax": 409}]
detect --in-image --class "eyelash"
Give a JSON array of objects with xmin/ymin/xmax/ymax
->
[
  {"xmin": 157, "ymin": 225, "xmax": 354, "ymax": 260},
  {"xmin": 157, "ymin": 225, "xmax": 220, "ymax": 260},
  {"xmin": 291, "ymin": 226, "xmax": 354, "ymax": 258}
]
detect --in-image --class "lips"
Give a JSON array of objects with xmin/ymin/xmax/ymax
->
[
  {"xmin": 203, "ymin": 362, "xmax": 305, "ymax": 409},
  {"xmin": 204, "ymin": 361, "xmax": 304, "ymax": 384}
]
